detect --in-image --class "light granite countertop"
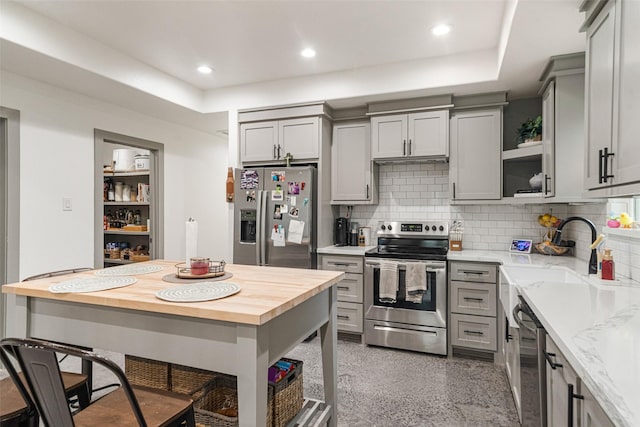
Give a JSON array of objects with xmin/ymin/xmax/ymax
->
[
  {"xmin": 317, "ymin": 245, "xmax": 376, "ymax": 256},
  {"xmin": 450, "ymin": 250, "xmax": 640, "ymax": 427}
]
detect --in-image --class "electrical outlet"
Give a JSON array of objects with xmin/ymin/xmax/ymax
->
[{"xmin": 63, "ymin": 198, "xmax": 72, "ymax": 211}]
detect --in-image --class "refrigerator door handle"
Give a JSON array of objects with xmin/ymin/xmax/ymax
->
[
  {"xmin": 260, "ymin": 190, "xmax": 267, "ymax": 266},
  {"xmin": 256, "ymin": 190, "xmax": 263, "ymax": 266}
]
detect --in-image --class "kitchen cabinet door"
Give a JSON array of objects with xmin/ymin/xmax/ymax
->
[
  {"xmin": 331, "ymin": 121, "xmax": 376, "ymax": 203},
  {"xmin": 279, "ymin": 117, "xmax": 319, "ymax": 160},
  {"xmin": 371, "ymin": 114, "xmax": 407, "ymax": 159},
  {"xmin": 542, "ymin": 81, "xmax": 555, "ymax": 197},
  {"xmin": 611, "ymin": 0, "xmax": 640, "ymax": 187},
  {"xmin": 546, "ymin": 336, "xmax": 579, "ymax": 427},
  {"xmin": 408, "ymin": 110, "xmax": 449, "ymax": 157},
  {"xmin": 504, "ymin": 323, "xmax": 521, "ymax": 422},
  {"xmin": 581, "ymin": 383, "xmax": 615, "ymax": 427},
  {"xmin": 584, "ymin": 0, "xmax": 616, "ymax": 190},
  {"xmin": 240, "ymin": 121, "xmax": 278, "ymax": 163},
  {"xmin": 449, "ymin": 108, "xmax": 502, "ymax": 200}
]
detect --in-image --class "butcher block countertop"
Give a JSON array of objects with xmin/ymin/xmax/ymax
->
[{"xmin": 2, "ymin": 260, "xmax": 345, "ymax": 326}]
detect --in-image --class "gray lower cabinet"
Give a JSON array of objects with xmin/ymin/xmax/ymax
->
[
  {"xmin": 546, "ymin": 336, "xmax": 614, "ymax": 427},
  {"xmin": 319, "ymin": 254, "xmax": 364, "ymax": 334},
  {"xmin": 449, "ymin": 261, "xmax": 499, "ymax": 354}
]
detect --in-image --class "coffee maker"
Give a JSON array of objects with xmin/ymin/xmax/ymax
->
[{"xmin": 334, "ymin": 217, "xmax": 349, "ymax": 246}]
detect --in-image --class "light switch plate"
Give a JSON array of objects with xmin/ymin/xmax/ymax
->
[{"xmin": 62, "ymin": 197, "xmax": 72, "ymax": 211}]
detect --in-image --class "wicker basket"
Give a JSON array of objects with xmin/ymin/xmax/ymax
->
[
  {"xmin": 194, "ymin": 374, "xmax": 273, "ymax": 427},
  {"xmin": 270, "ymin": 359, "xmax": 303, "ymax": 427},
  {"xmin": 171, "ymin": 364, "xmax": 218, "ymax": 395},
  {"xmin": 125, "ymin": 355, "xmax": 170, "ymax": 390}
]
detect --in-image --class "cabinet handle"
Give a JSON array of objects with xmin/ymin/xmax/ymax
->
[
  {"xmin": 568, "ymin": 384, "xmax": 584, "ymax": 427},
  {"xmin": 598, "ymin": 149, "xmax": 604, "ymax": 184},
  {"xmin": 337, "ymin": 286, "xmax": 350, "ymax": 291},
  {"xmin": 545, "ymin": 174, "xmax": 551, "ymax": 195},
  {"xmin": 463, "ymin": 297, "xmax": 484, "ymax": 302},
  {"xmin": 403, "ymin": 140, "xmax": 407, "ymax": 156},
  {"xmin": 337, "ymin": 314, "xmax": 350, "ymax": 320},
  {"xmin": 543, "ymin": 351, "xmax": 563, "ymax": 370},
  {"xmin": 452, "ymin": 182, "xmax": 456, "ymax": 199},
  {"xmin": 461, "ymin": 270, "xmax": 487, "ymax": 275},
  {"xmin": 505, "ymin": 318, "xmax": 512, "ymax": 342},
  {"xmin": 273, "ymin": 144, "xmax": 277, "ymax": 160},
  {"xmin": 366, "ymin": 184, "xmax": 369, "ymax": 199},
  {"xmin": 408, "ymin": 139, "xmax": 412, "ymax": 156},
  {"xmin": 463, "ymin": 330, "xmax": 484, "ymax": 336},
  {"xmin": 277, "ymin": 144, "xmax": 281, "ymax": 159},
  {"xmin": 331, "ymin": 262, "xmax": 355, "ymax": 267},
  {"xmin": 603, "ymin": 147, "xmax": 615, "ymax": 183}
]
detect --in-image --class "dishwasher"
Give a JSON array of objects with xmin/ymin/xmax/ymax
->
[{"xmin": 513, "ymin": 296, "xmax": 547, "ymax": 427}]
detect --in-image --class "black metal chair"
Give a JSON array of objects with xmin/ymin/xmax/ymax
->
[
  {"xmin": 1, "ymin": 345, "xmax": 38, "ymax": 427},
  {"xmin": 1, "ymin": 338, "xmax": 196, "ymax": 427}
]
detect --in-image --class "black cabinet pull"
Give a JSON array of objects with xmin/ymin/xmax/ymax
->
[
  {"xmin": 337, "ymin": 286, "xmax": 350, "ymax": 291},
  {"xmin": 277, "ymin": 144, "xmax": 281, "ymax": 159},
  {"xmin": 505, "ymin": 317, "xmax": 512, "ymax": 342},
  {"xmin": 463, "ymin": 330, "xmax": 484, "ymax": 336},
  {"xmin": 545, "ymin": 174, "xmax": 551, "ymax": 195},
  {"xmin": 463, "ymin": 297, "xmax": 484, "ymax": 302},
  {"xmin": 603, "ymin": 147, "xmax": 615, "ymax": 183},
  {"xmin": 452, "ymin": 182, "xmax": 456, "ymax": 199},
  {"xmin": 273, "ymin": 144, "xmax": 277, "ymax": 159},
  {"xmin": 403, "ymin": 140, "xmax": 407, "ymax": 156},
  {"xmin": 366, "ymin": 184, "xmax": 369, "ymax": 199},
  {"xmin": 544, "ymin": 351, "xmax": 563, "ymax": 370},
  {"xmin": 408, "ymin": 139, "xmax": 412, "ymax": 156},
  {"xmin": 598, "ymin": 148, "xmax": 604, "ymax": 184},
  {"xmin": 568, "ymin": 383, "xmax": 584, "ymax": 426},
  {"xmin": 337, "ymin": 314, "xmax": 350, "ymax": 320}
]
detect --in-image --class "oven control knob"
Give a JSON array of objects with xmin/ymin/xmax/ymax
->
[
  {"xmin": 381, "ymin": 225, "xmax": 386, "ymax": 230},
  {"xmin": 424, "ymin": 225, "xmax": 429, "ymax": 232},
  {"xmin": 432, "ymin": 225, "xmax": 437, "ymax": 231},
  {"xmin": 439, "ymin": 225, "xmax": 444, "ymax": 231},
  {"xmin": 387, "ymin": 225, "xmax": 392, "ymax": 231}
]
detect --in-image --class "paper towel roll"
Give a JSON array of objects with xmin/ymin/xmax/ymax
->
[{"xmin": 186, "ymin": 218, "xmax": 198, "ymax": 265}]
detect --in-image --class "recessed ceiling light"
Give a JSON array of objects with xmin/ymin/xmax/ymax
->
[
  {"xmin": 431, "ymin": 24, "xmax": 451, "ymax": 36},
  {"xmin": 197, "ymin": 65, "xmax": 213, "ymax": 74},
  {"xmin": 301, "ymin": 48, "xmax": 316, "ymax": 58}
]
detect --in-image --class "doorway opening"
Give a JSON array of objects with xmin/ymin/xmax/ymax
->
[
  {"xmin": 1, "ymin": 107, "xmax": 20, "ymax": 339},
  {"xmin": 94, "ymin": 129, "xmax": 164, "ymax": 268}
]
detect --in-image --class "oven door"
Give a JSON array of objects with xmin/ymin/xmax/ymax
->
[{"xmin": 364, "ymin": 259, "xmax": 446, "ymax": 328}]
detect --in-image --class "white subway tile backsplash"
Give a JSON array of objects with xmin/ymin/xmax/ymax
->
[{"xmin": 349, "ymin": 163, "xmax": 639, "ymax": 281}]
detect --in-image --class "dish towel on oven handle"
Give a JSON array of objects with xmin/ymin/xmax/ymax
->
[
  {"xmin": 379, "ymin": 261, "xmax": 399, "ymax": 303},
  {"xmin": 405, "ymin": 262, "xmax": 427, "ymax": 303}
]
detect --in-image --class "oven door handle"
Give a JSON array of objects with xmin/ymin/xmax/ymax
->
[{"xmin": 365, "ymin": 260, "xmax": 445, "ymax": 271}]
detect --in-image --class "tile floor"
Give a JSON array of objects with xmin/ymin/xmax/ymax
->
[{"xmin": 5, "ymin": 338, "xmax": 520, "ymax": 426}]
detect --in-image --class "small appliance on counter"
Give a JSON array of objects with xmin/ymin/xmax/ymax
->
[{"xmin": 334, "ymin": 217, "xmax": 349, "ymax": 246}]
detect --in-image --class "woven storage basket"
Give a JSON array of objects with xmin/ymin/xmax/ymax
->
[
  {"xmin": 171, "ymin": 363, "xmax": 218, "ymax": 395},
  {"xmin": 270, "ymin": 358, "xmax": 303, "ymax": 427},
  {"xmin": 124, "ymin": 355, "xmax": 170, "ymax": 391},
  {"xmin": 194, "ymin": 374, "xmax": 273, "ymax": 427}
]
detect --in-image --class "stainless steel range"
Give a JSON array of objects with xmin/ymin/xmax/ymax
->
[{"xmin": 364, "ymin": 220, "xmax": 449, "ymax": 355}]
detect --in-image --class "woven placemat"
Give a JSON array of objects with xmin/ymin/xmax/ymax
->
[{"xmin": 161, "ymin": 272, "xmax": 233, "ymax": 284}]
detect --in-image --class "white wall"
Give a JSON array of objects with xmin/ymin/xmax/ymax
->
[{"xmin": 0, "ymin": 72, "xmax": 229, "ymax": 279}]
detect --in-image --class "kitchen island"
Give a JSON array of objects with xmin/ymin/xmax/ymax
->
[{"xmin": 2, "ymin": 260, "xmax": 344, "ymax": 427}]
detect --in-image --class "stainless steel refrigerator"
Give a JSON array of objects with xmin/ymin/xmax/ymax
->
[{"xmin": 233, "ymin": 166, "xmax": 316, "ymax": 269}]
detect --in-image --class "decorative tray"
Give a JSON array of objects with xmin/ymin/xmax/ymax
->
[
  {"xmin": 175, "ymin": 260, "xmax": 226, "ymax": 279},
  {"xmin": 156, "ymin": 281, "xmax": 240, "ymax": 303}
]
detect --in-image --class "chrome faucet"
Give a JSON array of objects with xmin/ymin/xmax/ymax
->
[{"xmin": 551, "ymin": 216, "xmax": 598, "ymax": 275}]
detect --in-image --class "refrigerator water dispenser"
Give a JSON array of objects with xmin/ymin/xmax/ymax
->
[{"xmin": 240, "ymin": 210, "xmax": 257, "ymax": 243}]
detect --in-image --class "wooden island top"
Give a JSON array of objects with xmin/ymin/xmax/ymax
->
[{"xmin": 2, "ymin": 260, "xmax": 345, "ymax": 326}]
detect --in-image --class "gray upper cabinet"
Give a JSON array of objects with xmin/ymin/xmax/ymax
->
[
  {"xmin": 584, "ymin": 0, "xmax": 640, "ymax": 192},
  {"xmin": 331, "ymin": 121, "xmax": 377, "ymax": 204},
  {"xmin": 539, "ymin": 53, "xmax": 586, "ymax": 201},
  {"xmin": 240, "ymin": 117, "xmax": 319, "ymax": 164},
  {"xmin": 240, "ymin": 121, "xmax": 279, "ymax": 163},
  {"xmin": 449, "ymin": 108, "xmax": 502, "ymax": 200},
  {"xmin": 541, "ymin": 81, "xmax": 556, "ymax": 197},
  {"xmin": 371, "ymin": 110, "xmax": 449, "ymax": 160}
]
